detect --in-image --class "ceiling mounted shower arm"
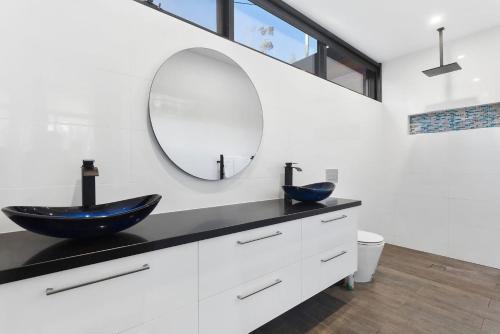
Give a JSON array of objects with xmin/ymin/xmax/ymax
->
[
  {"xmin": 422, "ymin": 26, "xmax": 461, "ymax": 77},
  {"xmin": 438, "ymin": 27, "xmax": 444, "ymax": 66}
]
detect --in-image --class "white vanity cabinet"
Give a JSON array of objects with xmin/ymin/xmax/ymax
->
[
  {"xmin": 0, "ymin": 243, "xmax": 198, "ymax": 334},
  {"xmin": 301, "ymin": 208, "xmax": 358, "ymax": 259},
  {"xmin": 0, "ymin": 204, "xmax": 359, "ymax": 334},
  {"xmin": 302, "ymin": 243, "xmax": 357, "ymax": 301},
  {"xmin": 118, "ymin": 303, "xmax": 198, "ymax": 334},
  {"xmin": 301, "ymin": 208, "xmax": 358, "ymax": 301},
  {"xmin": 198, "ymin": 221, "xmax": 302, "ymax": 334},
  {"xmin": 199, "ymin": 262, "xmax": 301, "ymax": 334},
  {"xmin": 198, "ymin": 207, "xmax": 358, "ymax": 334},
  {"xmin": 198, "ymin": 220, "xmax": 301, "ymax": 299}
]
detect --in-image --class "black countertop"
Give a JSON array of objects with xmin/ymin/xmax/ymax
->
[{"xmin": 0, "ymin": 198, "xmax": 361, "ymax": 285}]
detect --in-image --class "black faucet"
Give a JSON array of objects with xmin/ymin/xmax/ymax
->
[
  {"xmin": 82, "ymin": 160, "xmax": 99, "ymax": 209},
  {"xmin": 217, "ymin": 154, "xmax": 225, "ymax": 180},
  {"xmin": 284, "ymin": 162, "xmax": 302, "ymax": 187}
]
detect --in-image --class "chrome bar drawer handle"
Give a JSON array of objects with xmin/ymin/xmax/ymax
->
[
  {"xmin": 237, "ymin": 279, "xmax": 282, "ymax": 300},
  {"xmin": 45, "ymin": 264, "xmax": 150, "ymax": 296},
  {"xmin": 321, "ymin": 251, "xmax": 347, "ymax": 263},
  {"xmin": 237, "ymin": 231, "xmax": 282, "ymax": 245},
  {"xmin": 321, "ymin": 215, "xmax": 347, "ymax": 223}
]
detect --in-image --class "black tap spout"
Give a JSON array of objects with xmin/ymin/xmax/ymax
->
[
  {"xmin": 217, "ymin": 154, "xmax": 225, "ymax": 180},
  {"xmin": 82, "ymin": 160, "xmax": 99, "ymax": 209},
  {"xmin": 284, "ymin": 162, "xmax": 303, "ymax": 199},
  {"xmin": 284, "ymin": 162, "xmax": 302, "ymax": 188}
]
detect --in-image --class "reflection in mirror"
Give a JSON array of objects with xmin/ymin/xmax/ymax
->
[{"xmin": 149, "ymin": 48, "xmax": 264, "ymax": 180}]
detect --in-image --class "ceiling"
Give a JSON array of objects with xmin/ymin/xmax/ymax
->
[{"xmin": 283, "ymin": 0, "xmax": 500, "ymax": 62}]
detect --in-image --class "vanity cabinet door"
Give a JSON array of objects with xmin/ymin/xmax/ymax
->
[
  {"xmin": 199, "ymin": 262, "xmax": 301, "ymax": 334},
  {"xmin": 199, "ymin": 220, "xmax": 301, "ymax": 300},
  {"xmin": 0, "ymin": 243, "xmax": 197, "ymax": 334},
  {"xmin": 302, "ymin": 243, "xmax": 357, "ymax": 301},
  {"xmin": 119, "ymin": 303, "xmax": 198, "ymax": 334},
  {"xmin": 141, "ymin": 243, "xmax": 198, "ymax": 324},
  {"xmin": 302, "ymin": 208, "xmax": 358, "ymax": 259}
]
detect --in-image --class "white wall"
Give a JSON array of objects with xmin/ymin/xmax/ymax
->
[
  {"xmin": 5, "ymin": 0, "xmax": 497, "ymax": 271},
  {"xmin": 381, "ymin": 26, "xmax": 500, "ymax": 268},
  {"xmin": 0, "ymin": 0, "xmax": 384, "ymax": 233}
]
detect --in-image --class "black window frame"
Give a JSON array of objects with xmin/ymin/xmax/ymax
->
[{"xmin": 135, "ymin": 0, "xmax": 382, "ymax": 102}]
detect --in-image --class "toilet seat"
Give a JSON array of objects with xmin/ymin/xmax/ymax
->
[{"xmin": 358, "ymin": 230, "xmax": 384, "ymax": 246}]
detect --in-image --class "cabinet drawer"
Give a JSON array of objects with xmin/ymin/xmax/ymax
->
[
  {"xmin": 199, "ymin": 262, "xmax": 301, "ymax": 334},
  {"xmin": 302, "ymin": 208, "xmax": 357, "ymax": 259},
  {"xmin": 302, "ymin": 243, "xmax": 357, "ymax": 301},
  {"xmin": 0, "ymin": 243, "xmax": 197, "ymax": 334},
  {"xmin": 119, "ymin": 303, "xmax": 197, "ymax": 334},
  {"xmin": 199, "ymin": 220, "xmax": 301, "ymax": 299}
]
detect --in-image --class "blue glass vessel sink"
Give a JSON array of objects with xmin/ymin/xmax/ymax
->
[
  {"xmin": 1, "ymin": 195, "xmax": 162, "ymax": 239},
  {"xmin": 282, "ymin": 182, "xmax": 335, "ymax": 202}
]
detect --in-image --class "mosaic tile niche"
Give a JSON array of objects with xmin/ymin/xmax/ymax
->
[{"xmin": 409, "ymin": 102, "xmax": 500, "ymax": 135}]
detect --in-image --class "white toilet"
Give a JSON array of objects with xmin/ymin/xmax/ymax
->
[{"xmin": 354, "ymin": 230, "xmax": 385, "ymax": 283}]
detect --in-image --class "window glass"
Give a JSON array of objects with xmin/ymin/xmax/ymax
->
[
  {"xmin": 137, "ymin": 0, "xmax": 381, "ymax": 100},
  {"xmin": 326, "ymin": 47, "xmax": 377, "ymax": 98},
  {"xmin": 234, "ymin": 0, "xmax": 317, "ymax": 74},
  {"xmin": 146, "ymin": 0, "xmax": 217, "ymax": 31},
  {"xmin": 326, "ymin": 57, "xmax": 364, "ymax": 94}
]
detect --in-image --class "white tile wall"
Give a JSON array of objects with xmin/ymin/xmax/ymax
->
[
  {"xmin": 382, "ymin": 25, "xmax": 500, "ymax": 268},
  {"xmin": 5, "ymin": 0, "xmax": 498, "ymax": 270},
  {"xmin": 4, "ymin": 0, "xmax": 499, "ymax": 271},
  {"xmin": 0, "ymin": 0, "xmax": 384, "ymax": 233}
]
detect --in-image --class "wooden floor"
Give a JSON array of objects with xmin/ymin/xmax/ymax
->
[{"xmin": 252, "ymin": 244, "xmax": 500, "ymax": 334}]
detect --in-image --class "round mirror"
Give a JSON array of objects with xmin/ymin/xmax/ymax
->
[{"xmin": 149, "ymin": 48, "xmax": 264, "ymax": 180}]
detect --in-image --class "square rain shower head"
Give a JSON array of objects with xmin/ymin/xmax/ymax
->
[{"xmin": 422, "ymin": 62, "xmax": 462, "ymax": 77}]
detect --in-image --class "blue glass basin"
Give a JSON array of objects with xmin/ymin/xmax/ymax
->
[
  {"xmin": 1, "ymin": 195, "xmax": 162, "ymax": 239},
  {"xmin": 282, "ymin": 182, "xmax": 335, "ymax": 202}
]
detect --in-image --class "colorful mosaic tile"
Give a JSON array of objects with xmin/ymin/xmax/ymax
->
[{"xmin": 409, "ymin": 102, "xmax": 500, "ymax": 135}]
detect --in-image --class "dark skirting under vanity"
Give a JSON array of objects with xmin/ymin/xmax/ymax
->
[{"xmin": 0, "ymin": 198, "xmax": 361, "ymax": 285}]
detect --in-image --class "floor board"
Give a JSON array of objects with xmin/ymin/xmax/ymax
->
[{"xmin": 252, "ymin": 244, "xmax": 500, "ymax": 334}]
